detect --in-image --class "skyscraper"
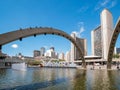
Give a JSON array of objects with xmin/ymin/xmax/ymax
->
[
  {"xmin": 114, "ymin": 47, "xmax": 120, "ymax": 54},
  {"xmin": 91, "ymin": 9, "xmax": 113, "ymax": 59},
  {"xmin": 33, "ymin": 50, "xmax": 40, "ymax": 57},
  {"xmin": 76, "ymin": 37, "xmax": 87, "ymax": 57},
  {"xmin": 101, "ymin": 9, "xmax": 113, "ymax": 60},
  {"xmin": 55, "ymin": 52, "xmax": 59, "ymax": 59},
  {"xmin": 40, "ymin": 47, "xmax": 45, "ymax": 56},
  {"xmin": 70, "ymin": 32, "xmax": 87, "ymax": 61},
  {"xmin": 116, "ymin": 48, "xmax": 120, "ymax": 54},
  {"xmin": 50, "ymin": 47, "xmax": 54, "ymax": 51},
  {"xmin": 59, "ymin": 52, "xmax": 64, "ymax": 60},
  {"xmin": 44, "ymin": 47, "xmax": 56, "ymax": 58},
  {"xmin": 91, "ymin": 26, "xmax": 102, "ymax": 56},
  {"xmin": 65, "ymin": 51, "xmax": 70, "ymax": 62}
]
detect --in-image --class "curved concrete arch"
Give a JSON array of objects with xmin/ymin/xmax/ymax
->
[
  {"xmin": 0, "ymin": 27, "xmax": 86, "ymax": 67},
  {"xmin": 107, "ymin": 18, "xmax": 120, "ymax": 69}
]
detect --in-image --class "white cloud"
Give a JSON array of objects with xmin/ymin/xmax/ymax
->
[
  {"xmin": 110, "ymin": 0, "xmax": 117, "ymax": 8},
  {"xmin": 77, "ymin": 6, "xmax": 89, "ymax": 13},
  {"xmin": 78, "ymin": 22, "xmax": 84, "ymax": 26},
  {"xmin": 72, "ymin": 31, "xmax": 79, "ymax": 37},
  {"xmin": 72, "ymin": 22, "xmax": 85, "ymax": 38},
  {"xmin": 80, "ymin": 26, "xmax": 85, "ymax": 34},
  {"xmin": 11, "ymin": 44, "xmax": 18, "ymax": 49},
  {"xmin": 95, "ymin": 0, "xmax": 117, "ymax": 11},
  {"xmin": 101, "ymin": 0, "xmax": 110, "ymax": 6}
]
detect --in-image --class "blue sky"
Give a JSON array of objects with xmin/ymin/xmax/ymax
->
[{"xmin": 0, "ymin": 0, "xmax": 120, "ymax": 56}]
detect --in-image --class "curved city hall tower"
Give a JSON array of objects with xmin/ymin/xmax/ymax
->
[
  {"xmin": 71, "ymin": 32, "xmax": 87, "ymax": 61},
  {"xmin": 101, "ymin": 9, "xmax": 113, "ymax": 60}
]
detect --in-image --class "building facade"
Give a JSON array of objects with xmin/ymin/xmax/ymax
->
[
  {"xmin": 116, "ymin": 48, "xmax": 120, "ymax": 54},
  {"xmin": 70, "ymin": 33, "xmax": 87, "ymax": 61},
  {"xmin": 40, "ymin": 47, "xmax": 45, "ymax": 56},
  {"xmin": 91, "ymin": 26, "xmax": 102, "ymax": 56},
  {"xmin": 114, "ymin": 47, "xmax": 120, "ymax": 54},
  {"xmin": 59, "ymin": 52, "xmax": 64, "ymax": 60},
  {"xmin": 65, "ymin": 51, "xmax": 70, "ymax": 62},
  {"xmin": 101, "ymin": 9, "xmax": 113, "ymax": 60},
  {"xmin": 44, "ymin": 47, "xmax": 56, "ymax": 58},
  {"xmin": 91, "ymin": 9, "xmax": 113, "ymax": 60},
  {"xmin": 33, "ymin": 50, "xmax": 40, "ymax": 57}
]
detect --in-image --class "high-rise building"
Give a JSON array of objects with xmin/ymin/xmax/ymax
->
[
  {"xmin": 33, "ymin": 50, "xmax": 40, "ymax": 57},
  {"xmin": 91, "ymin": 9, "xmax": 113, "ymax": 59},
  {"xmin": 55, "ymin": 52, "xmax": 59, "ymax": 59},
  {"xmin": 114, "ymin": 47, "xmax": 120, "ymax": 54},
  {"xmin": 44, "ymin": 47, "xmax": 56, "ymax": 58},
  {"xmin": 116, "ymin": 48, "xmax": 120, "ymax": 54},
  {"xmin": 51, "ymin": 51, "xmax": 56, "ymax": 58},
  {"xmin": 40, "ymin": 47, "xmax": 45, "ymax": 56},
  {"xmin": 65, "ymin": 51, "xmax": 70, "ymax": 62},
  {"xmin": 101, "ymin": 8, "xmax": 113, "ymax": 60},
  {"xmin": 50, "ymin": 47, "xmax": 54, "ymax": 51},
  {"xmin": 91, "ymin": 26, "xmax": 102, "ymax": 56},
  {"xmin": 59, "ymin": 52, "xmax": 64, "ymax": 60},
  {"xmin": 70, "ymin": 33, "xmax": 87, "ymax": 61},
  {"xmin": 76, "ymin": 37, "xmax": 87, "ymax": 58}
]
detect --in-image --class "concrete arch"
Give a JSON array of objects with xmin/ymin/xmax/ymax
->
[
  {"xmin": 107, "ymin": 18, "xmax": 120, "ymax": 69},
  {"xmin": 0, "ymin": 27, "xmax": 86, "ymax": 67}
]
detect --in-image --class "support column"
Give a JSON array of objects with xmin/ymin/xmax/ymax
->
[
  {"xmin": 0, "ymin": 45, "xmax": 2, "ymax": 51},
  {"xmin": 107, "ymin": 61, "xmax": 112, "ymax": 69},
  {"xmin": 82, "ymin": 58, "xmax": 86, "ymax": 68}
]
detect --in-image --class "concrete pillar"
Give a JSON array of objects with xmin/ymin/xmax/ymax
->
[
  {"xmin": 107, "ymin": 61, "xmax": 112, "ymax": 69},
  {"xmin": 0, "ymin": 45, "xmax": 2, "ymax": 51},
  {"xmin": 82, "ymin": 58, "xmax": 86, "ymax": 68},
  {"xmin": 83, "ymin": 62, "xmax": 86, "ymax": 68}
]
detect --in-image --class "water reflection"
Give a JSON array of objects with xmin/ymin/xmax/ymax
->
[
  {"xmin": 73, "ymin": 70, "xmax": 86, "ymax": 90},
  {"xmin": 87, "ymin": 70, "xmax": 111, "ymax": 90},
  {"xmin": 85, "ymin": 70, "xmax": 120, "ymax": 90},
  {"xmin": 107, "ymin": 70, "xmax": 120, "ymax": 90},
  {"xmin": 0, "ymin": 69, "xmax": 7, "ymax": 78},
  {"xmin": 0, "ymin": 68, "xmax": 120, "ymax": 90}
]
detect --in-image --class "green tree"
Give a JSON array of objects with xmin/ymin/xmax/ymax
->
[
  {"xmin": 113, "ymin": 54, "xmax": 119, "ymax": 59},
  {"xmin": 28, "ymin": 60, "xmax": 42, "ymax": 65}
]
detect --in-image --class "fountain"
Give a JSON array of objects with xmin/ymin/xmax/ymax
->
[{"xmin": 12, "ymin": 62, "xmax": 27, "ymax": 71}]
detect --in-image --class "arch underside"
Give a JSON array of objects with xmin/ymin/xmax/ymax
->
[
  {"xmin": 107, "ymin": 18, "xmax": 120, "ymax": 64},
  {"xmin": 0, "ymin": 27, "xmax": 84, "ymax": 61}
]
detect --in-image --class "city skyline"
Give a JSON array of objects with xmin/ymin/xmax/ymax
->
[{"xmin": 0, "ymin": 0, "xmax": 120, "ymax": 56}]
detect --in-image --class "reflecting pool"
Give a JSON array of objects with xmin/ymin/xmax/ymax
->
[{"xmin": 0, "ymin": 68, "xmax": 120, "ymax": 90}]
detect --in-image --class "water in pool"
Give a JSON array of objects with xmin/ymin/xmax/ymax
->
[{"xmin": 0, "ymin": 68, "xmax": 120, "ymax": 90}]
